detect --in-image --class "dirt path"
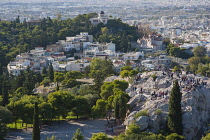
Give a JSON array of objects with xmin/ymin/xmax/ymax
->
[{"xmin": 6, "ymin": 119, "xmax": 110, "ymax": 140}]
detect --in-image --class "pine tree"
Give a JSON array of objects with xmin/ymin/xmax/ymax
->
[
  {"xmin": 48, "ymin": 63, "xmax": 54, "ymax": 82},
  {"xmin": 32, "ymin": 102, "xmax": 40, "ymax": 140},
  {"xmin": 71, "ymin": 128, "xmax": 84, "ymax": 140},
  {"xmin": 168, "ymin": 80, "xmax": 183, "ymax": 135}
]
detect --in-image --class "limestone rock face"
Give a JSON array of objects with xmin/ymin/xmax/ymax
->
[
  {"xmin": 124, "ymin": 71, "xmax": 210, "ymax": 140},
  {"xmin": 124, "ymin": 111, "xmax": 137, "ymax": 125},
  {"xmin": 136, "ymin": 116, "xmax": 149, "ymax": 131}
]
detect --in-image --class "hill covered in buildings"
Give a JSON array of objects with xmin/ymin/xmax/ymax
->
[{"xmin": 0, "ymin": 12, "xmax": 140, "ymax": 73}]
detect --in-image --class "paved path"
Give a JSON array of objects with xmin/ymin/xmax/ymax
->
[{"xmin": 6, "ymin": 119, "xmax": 108, "ymax": 140}]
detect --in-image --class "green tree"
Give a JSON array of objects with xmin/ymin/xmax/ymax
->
[
  {"xmin": 72, "ymin": 128, "xmax": 84, "ymax": 140},
  {"xmin": 99, "ymin": 27, "xmax": 110, "ymax": 43},
  {"xmin": 168, "ymin": 80, "xmax": 183, "ymax": 135},
  {"xmin": 169, "ymin": 46, "xmax": 180, "ymax": 57},
  {"xmin": 48, "ymin": 90, "xmax": 75, "ymax": 118},
  {"xmin": 92, "ymin": 99, "xmax": 107, "ymax": 118},
  {"xmin": 46, "ymin": 135, "xmax": 57, "ymax": 140},
  {"xmin": 90, "ymin": 132, "xmax": 113, "ymax": 140},
  {"xmin": 42, "ymin": 67, "xmax": 47, "ymax": 75},
  {"xmin": 120, "ymin": 31, "xmax": 129, "ymax": 52},
  {"xmin": 2, "ymin": 80, "xmax": 9, "ymax": 106},
  {"xmin": 188, "ymin": 57, "xmax": 201, "ymax": 72},
  {"xmin": 100, "ymin": 82, "xmax": 114, "ymax": 100},
  {"xmin": 166, "ymin": 133, "xmax": 185, "ymax": 140},
  {"xmin": 0, "ymin": 106, "xmax": 12, "ymax": 138},
  {"xmin": 84, "ymin": 94, "xmax": 100, "ymax": 107},
  {"xmin": 32, "ymin": 102, "xmax": 40, "ymax": 140},
  {"xmin": 89, "ymin": 58, "xmax": 114, "ymax": 91},
  {"xmin": 125, "ymin": 123, "xmax": 140, "ymax": 135},
  {"xmin": 0, "ymin": 106, "xmax": 13, "ymax": 124},
  {"xmin": 54, "ymin": 72, "xmax": 65, "ymax": 83},
  {"xmin": 90, "ymin": 58, "xmax": 114, "ymax": 77},
  {"xmin": 72, "ymin": 96, "xmax": 91, "ymax": 119},
  {"xmin": 120, "ymin": 66, "xmax": 133, "ymax": 71},
  {"xmin": 48, "ymin": 63, "xmax": 54, "ymax": 82},
  {"xmin": 38, "ymin": 102, "xmax": 54, "ymax": 122},
  {"xmin": 151, "ymin": 74, "xmax": 157, "ymax": 81},
  {"xmin": 193, "ymin": 46, "xmax": 207, "ymax": 57},
  {"xmin": 113, "ymin": 91, "xmax": 129, "ymax": 121},
  {"xmin": 61, "ymin": 79, "xmax": 81, "ymax": 88},
  {"xmin": 129, "ymin": 70, "xmax": 139, "ymax": 77},
  {"xmin": 172, "ymin": 66, "xmax": 181, "ymax": 73},
  {"xmin": 65, "ymin": 71, "xmax": 83, "ymax": 79},
  {"xmin": 0, "ymin": 121, "xmax": 7, "ymax": 140},
  {"xmin": 113, "ymin": 80, "xmax": 129, "ymax": 91},
  {"xmin": 40, "ymin": 77, "xmax": 51, "ymax": 87},
  {"xmin": 1, "ymin": 72, "xmax": 11, "ymax": 106},
  {"xmin": 202, "ymin": 133, "xmax": 210, "ymax": 140},
  {"xmin": 120, "ymin": 70, "xmax": 130, "ymax": 78},
  {"xmin": 125, "ymin": 60, "xmax": 131, "ymax": 66}
]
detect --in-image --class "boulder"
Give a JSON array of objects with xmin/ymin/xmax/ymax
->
[{"xmin": 136, "ymin": 116, "xmax": 149, "ymax": 131}]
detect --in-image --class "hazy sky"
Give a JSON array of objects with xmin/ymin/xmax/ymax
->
[
  {"xmin": 1, "ymin": 0, "xmax": 210, "ymax": 5},
  {"xmin": 0, "ymin": 0, "xmax": 78, "ymax": 3}
]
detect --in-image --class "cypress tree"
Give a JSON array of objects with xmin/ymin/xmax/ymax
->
[
  {"xmin": 32, "ymin": 102, "xmax": 40, "ymax": 140},
  {"xmin": 48, "ymin": 63, "xmax": 54, "ymax": 82},
  {"xmin": 42, "ymin": 67, "xmax": 47, "ymax": 75},
  {"xmin": 2, "ymin": 72, "xmax": 10, "ymax": 106},
  {"xmin": 2, "ymin": 81, "xmax": 9, "ymax": 106},
  {"xmin": 120, "ymin": 31, "xmax": 128, "ymax": 52},
  {"xmin": 168, "ymin": 80, "xmax": 183, "ymax": 135}
]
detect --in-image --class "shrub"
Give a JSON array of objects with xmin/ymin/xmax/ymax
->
[
  {"xmin": 155, "ymin": 109, "xmax": 162, "ymax": 115},
  {"xmin": 134, "ymin": 109, "xmax": 148, "ymax": 118},
  {"xmin": 166, "ymin": 133, "xmax": 185, "ymax": 140},
  {"xmin": 40, "ymin": 77, "xmax": 51, "ymax": 87},
  {"xmin": 150, "ymin": 74, "xmax": 157, "ymax": 81}
]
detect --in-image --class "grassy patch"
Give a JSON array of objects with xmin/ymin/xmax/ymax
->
[
  {"xmin": 134, "ymin": 109, "xmax": 149, "ymax": 118},
  {"xmin": 7, "ymin": 120, "xmax": 33, "ymax": 129},
  {"xmin": 155, "ymin": 109, "xmax": 162, "ymax": 115}
]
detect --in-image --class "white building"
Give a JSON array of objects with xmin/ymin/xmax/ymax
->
[
  {"xmin": 52, "ymin": 60, "xmax": 90, "ymax": 72},
  {"xmin": 123, "ymin": 52, "xmax": 144, "ymax": 60},
  {"xmin": 179, "ymin": 43, "xmax": 199, "ymax": 49},
  {"xmin": 59, "ymin": 32, "xmax": 93, "ymax": 52},
  {"xmin": 7, "ymin": 61, "xmax": 28, "ymax": 76},
  {"xmin": 84, "ymin": 42, "xmax": 116, "ymax": 58},
  {"xmin": 30, "ymin": 47, "xmax": 46, "ymax": 56},
  {"xmin": 90, "ymin": 11, "xmax": 109, "ymax": 25}
]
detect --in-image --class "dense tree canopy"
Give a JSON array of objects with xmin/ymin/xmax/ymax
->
[
  {"xmin": 0, "ymin": 13, "xmax": 141, "ymax": 139},
  {"xmin": 166, "ymin": 44, "xmax": 192, "ymax": 59},
  {"xmin": 193, "ymin": 46, "xmax": 207, "ymax": 57}
]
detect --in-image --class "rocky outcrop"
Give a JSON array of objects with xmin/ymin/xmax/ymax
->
[
  {"xmin": 125, "ymin": 71, "xmax": 210, "ymax": 140},
  {"xmin": 136, "ymin": 116, "xmax": 149, "ymax": 131}
]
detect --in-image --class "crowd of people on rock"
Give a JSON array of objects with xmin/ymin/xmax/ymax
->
[
  {"xmin": 133, "ymin": 74, "xmax": 142, "ymax": 84},
  {"xmin": 130, "ymin": 69, "xmax": 209, "ymax": 102}
]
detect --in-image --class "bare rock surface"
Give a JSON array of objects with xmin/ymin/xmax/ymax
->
[{"xmin": 125, "ymin": 71, "xmax": 210, "ymax": 140}]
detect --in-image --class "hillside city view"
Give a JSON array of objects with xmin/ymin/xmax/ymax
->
[{"xmin": 1, "ymin": 0, "xmax": 210, "ymax": 140}]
